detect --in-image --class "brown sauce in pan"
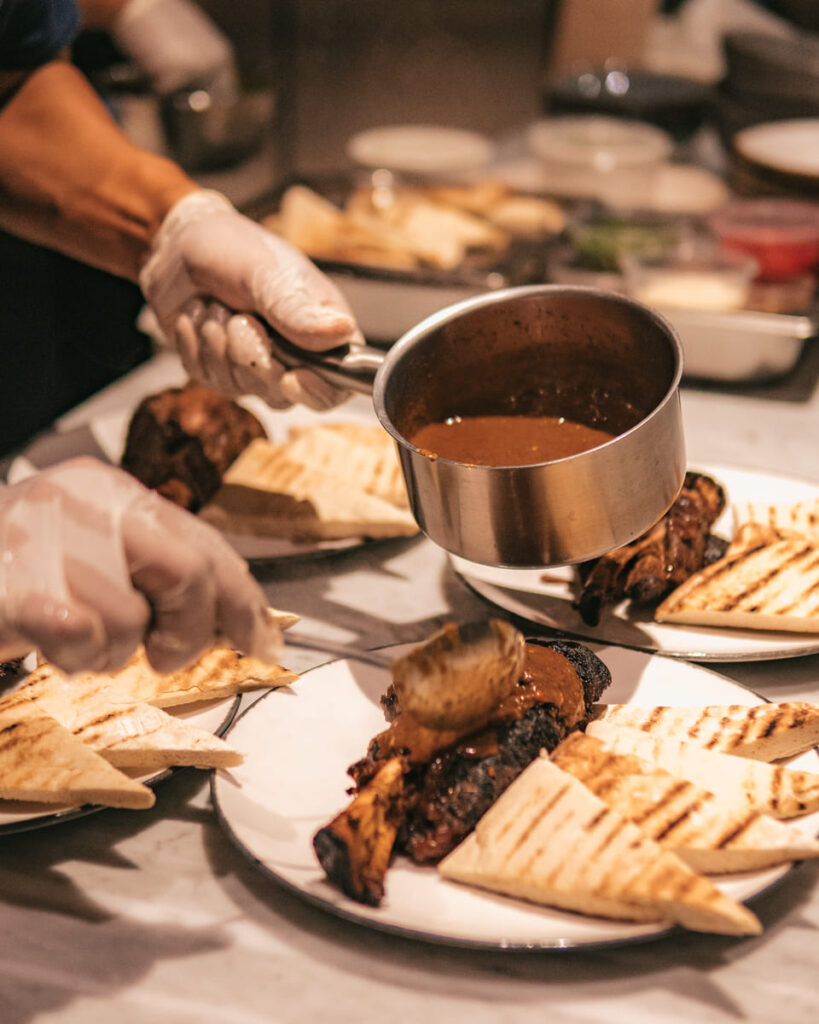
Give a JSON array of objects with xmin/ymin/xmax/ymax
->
[{"xmin": 410, "ymin": 414, "xmax": 616, "ymax": 466}]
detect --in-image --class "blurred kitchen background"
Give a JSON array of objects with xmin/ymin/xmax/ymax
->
[{"xmin": 2, "ymin": 0, "xmax": 818, "ymax": 455}]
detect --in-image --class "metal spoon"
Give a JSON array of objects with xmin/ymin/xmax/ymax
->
[{"xmin": 284, "ymin": 619, "xmax": 526, "ymax": 731}]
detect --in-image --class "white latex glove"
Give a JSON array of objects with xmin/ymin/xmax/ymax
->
[
  {"xmin": 140, "ymin": 190, "xmax": 362, "ymax": 411},
  {"xmin": 112, "ymin": 0, "xmax": 238, "ymax": 99},
  {"xmin": 0, "ymin": 458, "xmax": 282, "ymax": 675}
]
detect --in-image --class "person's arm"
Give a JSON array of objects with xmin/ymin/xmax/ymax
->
[
  {"xmin": 0, "ymin": 58, "xmax": 360, "ymax": 410},
  {"xmin": 0, "ymin": 59, "xmax": 196, "ymax": 281}
]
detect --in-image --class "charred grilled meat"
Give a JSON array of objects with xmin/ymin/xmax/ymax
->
[
  {"xmin": 312, "ymin": 757, "xmax": 410, "ymax": 907},
  {"xmin": 313, "ymin": 637, "xmax": 611, "ymax": 905},
  {"xmin": 121, "ymin": 383, "xmax": 265, "ymax": 511},
  {"xmin": 576, "ymin": 471, "xmax": 727, "ymax": 626}
]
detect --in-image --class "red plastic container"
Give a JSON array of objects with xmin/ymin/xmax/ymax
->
[{"xmin": 708, "ymin": 199, "xmax": 819, "ymax": 281}]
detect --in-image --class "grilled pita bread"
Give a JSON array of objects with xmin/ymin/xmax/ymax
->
[
  {"xmin": 272, "ymin": 184, "xmax": 431, "ymax": 267},
  {"xmin": 421, "ymin": 182, "xmax": 566, "ymax": 235},
  {"xmin": 733, "ymin": 498, "xmax": 819, "ymax": 538},
  {"xmin": 592, "ymin": 702, "xmax": 819, "ymax": 761},
  {"xmin": 200, "ymin": 439, "xmax": 418, "ymax": 541},
  {"xmin": 265, "ymin": 606, "xmax": 301, "ymax": 632},
  {"xmin": 71, "ymin": 702, "xmax": 244, "ymax": 770},
  {"xmin": 586, "ymin": 721, "xmax": 819, "ymax": 819},
  {"xmin": 438, "ymin": 753, "xmax": 761, "ymax": 935},
  {"xmin": 655, "ymin": 523, "xmax": 819, "ymax": 633},
  {"xmin": 0, "ymin": 668, "xmax": 243, "ymax": 770},
  {"xmin": 283, "ymin": 423, "xmax": 409, "ymax": 509},
  {"xmin": 0, "ymin": 709, "xmax": 154, "ymax": 809},
  {"xmin": 92, "ymin": 647, "xmax": 296, "ymax": 710},
  {"xmin": 0, "ymin": 640, "xmax": 299, "ymax": 806},
  {"xmin": 14, "ymin": 647, "xmax": 297, "ymax": 712},
  {"xmin": 551, "ymin": 732, "xmax": 819, "ymax": 873}
]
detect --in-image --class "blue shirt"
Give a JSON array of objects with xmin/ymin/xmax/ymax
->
[{"xmin": 0, "ymin": 0, "xmax": 80, "ymax": 69}]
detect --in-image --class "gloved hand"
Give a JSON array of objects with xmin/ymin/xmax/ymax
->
[
  {"xmin": 111, "ymin": 0, "xmax": 239, "ymax": 99},
  {"xmin": 0, "ymin": 458, "xmax": 282, "ymax": 675},
  {"xmin": 140, "ymin": 190, "xmax": 362, "ymax": 410}
]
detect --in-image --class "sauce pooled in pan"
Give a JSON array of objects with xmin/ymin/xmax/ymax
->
[{"xmin": 410, "ymin": 414, "xmax": 616, "ymax": 467}]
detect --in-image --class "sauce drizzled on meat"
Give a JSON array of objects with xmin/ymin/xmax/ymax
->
[
  {"xmin": 410, "ymin": 414, "xmax": 615, "ymax": 466},
  {"xmin": 368, "ymin": 642, "xmax": 586, "ymax": 765}
]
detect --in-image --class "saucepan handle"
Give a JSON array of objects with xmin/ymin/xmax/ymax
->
[{"xmin": 266, "ymin": 329, "xmax": 385, "ymax": 396}]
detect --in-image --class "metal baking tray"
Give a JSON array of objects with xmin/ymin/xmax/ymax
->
[
  {"xmin": 658, "ymin": 306, "xmax": 816, "ymax": 383},
  {"xmin": 245, "ymin": 175, "xmax": 559, "ymax": 344}
]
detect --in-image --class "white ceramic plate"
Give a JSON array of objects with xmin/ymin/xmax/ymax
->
[
  {"xmin": 211, "ymin": 642, "xmax": 819, "ymax": 950},
  {"xmin": 452, "ymin": 464, "xmax": 819, "ymax": 663},
  {"xmin": 734, "ymin": 118, "xmax": 819, "ymax": 180},
  {"xmin": 0, "ymin": 694, "xmax": 239, "ymax": 835},
  {"xmin": 346, "ymin": 124, "xmax": 494, "ymax": 175},
  {"xmin": 6, "ymin": 394, "xmax": 411, "ymax": 563}
]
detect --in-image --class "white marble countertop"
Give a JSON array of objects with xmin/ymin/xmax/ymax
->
[{"xmin": 2, "ymin": 343, "xmax": 819, "ymax": 1024}]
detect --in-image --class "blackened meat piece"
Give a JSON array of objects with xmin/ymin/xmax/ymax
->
[
  {"xmin": 704, "ymin": 532, "xmax": 730, "ymax": 565},
  {"xmin": 401, "ymin": 702, "xmax": 566, "ymax": 863},
  {"xmin": 400, "ymin": 637, "xmax": 611, "ymax": 862},
  {"xmin": 538, "ymin": 638, "xmax": 612, "ymax": 707},
  {"xmin": 313, "ymin": 757, "xmax": 409, "ymax": 906},
  {"xmin": 121, "ymin": 383, "xmax": 265, "ymax": 511},
  {"xmin": 577, "ymin": 471, "xmax": 726, "ymax": 625},
  {"xmin": 395, "ymin": 638, "xmax": 610, "ymax": 864}
]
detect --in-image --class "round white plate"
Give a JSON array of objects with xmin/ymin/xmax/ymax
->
[
  {"xmin": 734, "ymin": 118, "xmax": 819, "ymax": 180},
  {"xmin": 452, "ymin": 464, "xmax": 819, "ymax": 663},
  {"xmin": 0, "ymin": 694, "xmax": 239, "ymax": 835},
  {"xmin": 211, "ymin": 642, "xmax": 819, "ymax": 950},
  {"xmin": 347, "ymin": 124, "xmax": 494, "ymax": 175},
  {"xmin": 6, "ymin": 394, "xmax": 411, "ymax": 563}
]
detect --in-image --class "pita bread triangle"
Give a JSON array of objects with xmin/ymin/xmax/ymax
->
[
  {"xmin": 0, "ymin": 709, "xmax": 154, "ymax": 809},
  {"xmin": 591, "ymin": 702, "xmax": 819, "ymax": 761},
  {"xmin": 0, "ymin": 668, "xmax": 243, "ymax": 770},
  {"xmin": 655, "ymin": 523, "xmax": 819, "ymax": 633},
  {"xmin": 551, "ymin": 731, "xmax": 819, "ymax": 874},
  {"xmin": 438, "ymin": 753, "xmax": 761, "ymax": 935},
  {"xmin": 199, "ymin": 438, "xmax": 418, "ymax": 541},
  {"xmin": 16, "ymin": 646, "xmax": 297, "ymax": 711},
  {"xmin": 586, "ymin": 721, "xmax": 819, "ymax": 819},
  {"xmin": 284, "ymin": 423, "xmax": 410, "ymax": 509}
]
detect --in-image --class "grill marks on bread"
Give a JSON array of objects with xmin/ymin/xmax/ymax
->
[
  {"xmin": 200, "ymin": 438, "xmax": 417, "ymax": 541},
  {"xmin": 284, "ymin": 423, "xmax": 410, "ymax": 510},
  {"xmin": 699, "ymin": 535, "xmax": 819, "ymax": 614},
  {"xmin": 593, "ymin": 702, "xmax": 819, "ymax": 761},
  {"xmin": 438, "ymin": 754, "xmax": 762, "ymax": 935},
  {"xmin": 0, "ymin": 642, "xmax": 299, "ymax": 807},
  {"xmin": 2, "ymin": 664, "xmax": 244, "ymax": 769},
  {"xmin": 551, "ymin": 732, "xmax": 819, "ymax": 873},
  {"xmin": 656, "ymin": 523, "xmax": 819, "ymax": 631},
  {"xmin": 84, "ymin": 646, "xmax": 297, "ymax": 709},
  {"xmin": 0, "ymin": 712, "xmax": 154, "ymax": 809},
  {"xmin": 586, "ymin": 722, "xmax": 819, "ymax": 819}
]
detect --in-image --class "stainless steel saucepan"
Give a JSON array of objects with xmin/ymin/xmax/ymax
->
[{"xmin": 269, "ymin": 284, "xmax": 686, "ymax": 568}]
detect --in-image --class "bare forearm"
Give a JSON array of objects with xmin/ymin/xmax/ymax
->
[{"xmin": 0, "ymin": 61, "xmax": 196, "ymax": 281}]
